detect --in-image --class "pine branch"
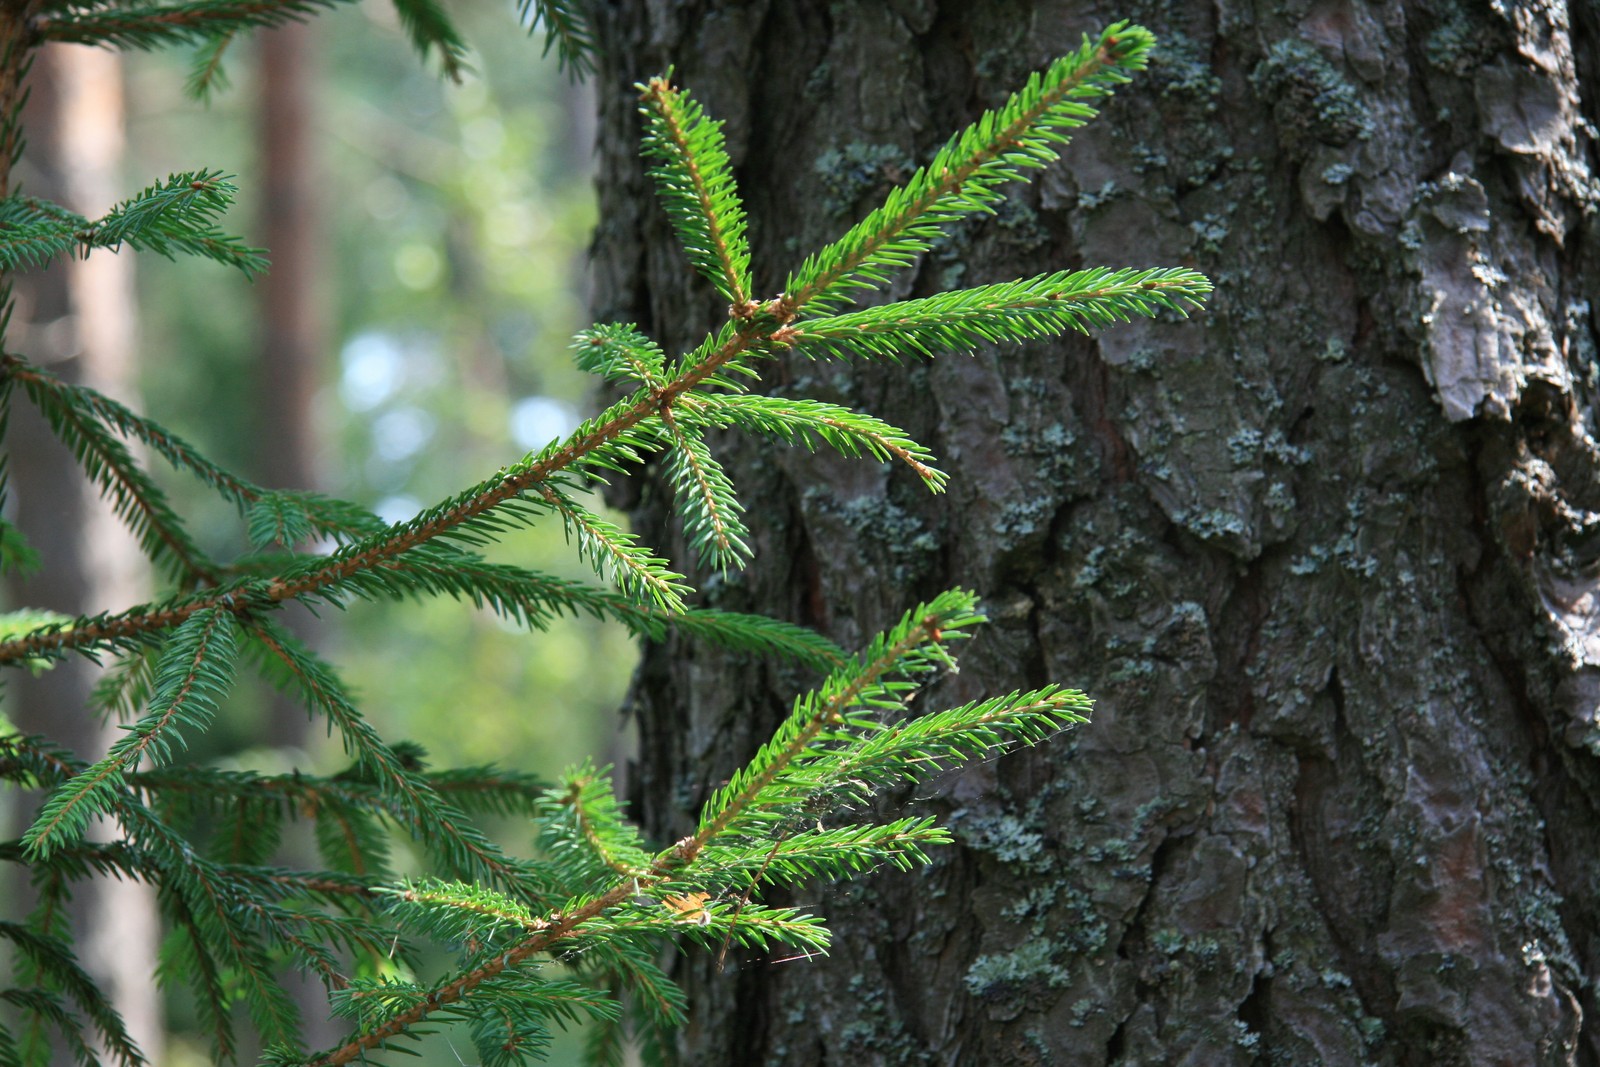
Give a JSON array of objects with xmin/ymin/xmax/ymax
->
[
  {"xmin": 0, "ymin": 172, "xmax": 267, "ymax": 275},
  {"xmin": 573, "ymin": 323, "xmax": 665, "ymax": 389},
  {"xmin": 517, "ymin": 0, "xmax": 594, "ymax": 76},
  {"xmin": 0, "ymin": 922, "xmax": 146, "ymax": 1067},
  {"xmin": 637, "ymin": 74, "xmax": 752, "ymax": 306},
  {"xmin": 10, "ymin": 355, "xmax": 221, "ymax": 583},
  {"xmin": 782, "ymin": 22, "xmax": 1156, "ymax": 314},
  {"xmin": 22, "ymin": 608, "xmax": 239, "ymax": 859},
  {"xmin": 659, "ymin": 409, "xmax": 750, "ymax": 572},
  {"xmin": 35, "ymin": 0, "xmax": 351, "ymax": 49},
  {"xmin": 389, "ymin": 0, "xmax": 471, "ymax": 83},
  {"xmin": 686, "ymin": 392, "xmax": 946, "ymax": 491},
  {"xmin": 243, "ymin": 618, "xmax": 543, "ymax": 895},
  {"xmin": 788, "ymin": 267, "xmax": 1211, "ymax": 360},
  {"xmin": 184, "ymin": 32, "xmax": 236, "ymax": 100}
]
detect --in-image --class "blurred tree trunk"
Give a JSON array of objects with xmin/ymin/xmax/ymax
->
[
  {"xmin": 255, "ymin": 24, "xmax": 341, "ymax": 1049},
  {"xmin": 256, "ymin": 22, "xmax": 324, "ymax": 506},
  {"xmin": 4, "ymin": 45, "xmax": 163, "ymax": 1065},
  {"xmin": 592, "ymin": 2, "xmax": 1600, "ymax": 1064}
]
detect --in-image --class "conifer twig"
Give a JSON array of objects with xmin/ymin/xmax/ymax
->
[
  {"xmin": 781, "ymin": 22, "xmax": 1154, "ymax": 315},
  {"xmin": 637, "ymin": 74, "xmax": 752, "ymax": 306},
  {"xmin": 0, "ymin": 320, "xmax": 778, "ymax": 664},
  {"xmin": 33, "ymin": 0, "xmax": 350, "ymax": 47}
]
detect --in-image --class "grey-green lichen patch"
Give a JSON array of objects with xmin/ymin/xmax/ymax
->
[
  {"xmin": 1422, "ymin": 1, "xmax": 1504, "ymax": 75},
  {"xmin": 1000, "ymin": 421, "xmax": 1080, "ymax": 482},
  {"xmin": 1077, "ymin": 180, "xmax": 1120, "ymax": 211},
  {"xmin": 801, "ymin": 486, "xmax": 939, "ymax": 587},
  {"xmin": 836, "ymin": 974, "xmax": 933, "ymax": 1065},
  {"xmin": 991, "ymin": 196, "xmax": 1049, "ymax": 252},
  {"xmin": 803, "ymin": 59, "xmax": 832, "ymax": 100},
  {"xmin": 1251, "ymin": 40, "xmax": 1372, "ymax": 153},
  {"xmin": 950, "ymin": 809, "xmax": 1047, "ymax": 869},
  {"xmin": 1150, "ymin": 31, "xmax": 1221, "ymax": 109},
  {"xmin": 963, "ymin": 940, "xmax": 1071, "ymax": 1001},
  {"xmin": 1189, "ymin": 212, "xmax": 1231, "ymax": 255},
  {"xmin": 992, "ymin": 497, "xmax": 1055, "ymax": 550},
  {"xmin": 812, "ymin": 141, "xmax": 915, "ymax": 217},
  {"xmin": 1172, "ymin": 507, "xmax": 1253, "ymax": 555}
]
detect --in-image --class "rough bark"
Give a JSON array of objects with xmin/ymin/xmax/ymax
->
[{"xmin": 592, "ymin": 2, "xmax": 1600, "ymax": 1065}]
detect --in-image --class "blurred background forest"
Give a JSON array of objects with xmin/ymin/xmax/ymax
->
[{"xmin": 3, "ymin": 6, "xmax": 629, "ymax": 1063}]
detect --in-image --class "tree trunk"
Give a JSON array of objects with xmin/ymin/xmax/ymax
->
[
  {"xmin": 5, "ymin": 45, "xmax": 164, "ymax": 1065},
  {"xmin": 255, "ymin": 23, "xmax": 329, "ymax": 755},
  {"xmin": 592, "ymin": 2, "xmax": 1600, "ymax": 1065}
]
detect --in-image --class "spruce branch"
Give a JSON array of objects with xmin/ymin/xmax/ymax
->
[
  {"xmin": 0, "ymin": 988, "xmax": 92, "ymax": 1067},
  {"xmin": 0, "ymin": 317, "xmax": 793, "ymax": 666},
  {"xmin": 789, "ymin": 267, "xmax": 1212, "ymax": 360},
  {"xmin": 0, "ymin": 172, "xmax": 267, "ymax": 275},
  {"xmin": 0, "ymin": 923, "xmax": 146, "ymax": 1067},
  {"xmin": 687, "ymin": 392, "xmax": 946, "ymax": 491},
  {"xmin": 526, "ymin": 487, "xmax": 687, "ymax": 610},
  {"xmin": 572, "ymin": 323, "xmax": 665, "ymax": 389},
  {"xmin": 34, "ymin": 0, "xmax": 350, "ymax": 48},
  {"xmin": 695, "ymin": 817, "xmax": 949, "ymax": 883},
  {"xmin": 518, "ymin": 0, "xmax": 595, "ymax": 76},
  {"xmin": 10, "ymin": 355, "xmax": 221, "ymax": 584},
  {"xmin": 89, "ymin": 647, "xmax": 155, "ymax": 723},
  {"xmin": 184, "ymin": 31, "xmax": 235, "ymax": 100},
  {"xmin": 535, "ymin": 765, "xmax": 652, "ymax": 887},
  {"xmin": 653, "ymin": 607, "xmax": 845, "ymax": 669},
  {"xmin": 1, "ymin": 356, "xmax": 381, "ymax": 542},
  {"xmin": 141, "ymin": 856, "xmax": 303, "ymax": 1053},
  {"xmin": 389, "ymin": 0, "xmax": 471, "ymax": 83},
  {"xmin": 659, "ymin": 408, "xmax": 750, "ymax": 572},
  {"xmin": 22, "ymin": 608, "xmax": 239, "ymax": 859},
  {"xmin": 244, "ymin": 619, "xmax": 543, "ymax": 895},
  {"xmin": 637, "ymin": 74, "xmax": 753, "ymax": 306},
  {"xmin": 0, "ymin": 25, "xmax": 1212, "ymax": 1060},
  {"xmin": 690, "ymin": 590, "xmax": 984, "ymax": 850},
  {"xmin": 302, "ymin": 593, "xmax": 1075, "ymax": 1066},
  {"xmin": 782, "ymin": 21, "xmax": 1156, "ymax": 314}
]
